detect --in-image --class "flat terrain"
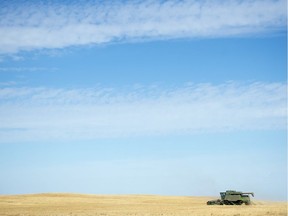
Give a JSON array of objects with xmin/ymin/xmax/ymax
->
[{"xmin": 0, "ymin": 193, "xmax": 286, "ymax": 216}]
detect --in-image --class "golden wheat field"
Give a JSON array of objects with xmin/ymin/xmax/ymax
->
[{"xmin": 0, "ymin": 193, "xmax": 286, "ymax": 216}]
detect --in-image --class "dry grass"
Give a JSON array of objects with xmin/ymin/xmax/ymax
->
[{"xmin": 0, "ymin": 193, "xmax": 286, "ymax": 216}]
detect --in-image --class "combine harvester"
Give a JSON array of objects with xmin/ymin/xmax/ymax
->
[{"xmin": 207, "ymin": 190, "xmax": 254, "ymax": 205}]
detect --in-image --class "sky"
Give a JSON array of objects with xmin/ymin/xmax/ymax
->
[{"xmin": 0, "ymin": 0, "xmax": 287, "ymax": 201}]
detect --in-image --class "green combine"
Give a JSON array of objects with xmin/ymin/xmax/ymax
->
[{"xmin": 207, "ymin": 190, "xmax": 254, "ymax": 205}]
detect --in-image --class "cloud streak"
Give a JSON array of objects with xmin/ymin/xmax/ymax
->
[
  {"xmin": 0, "ymin": 82, "xmax": 286, "ymax": 143},
  {"xmin": 0, "ymin": 67, "xmax": 58, "ymax": 72},
  {"xmin": 0, "ymin": 0, "xmax": 286, "ymax": 54}
]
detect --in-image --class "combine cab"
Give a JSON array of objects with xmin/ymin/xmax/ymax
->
[{"xmin": 207, "ymin": 190, "xmax": 254, "ymax": 205}]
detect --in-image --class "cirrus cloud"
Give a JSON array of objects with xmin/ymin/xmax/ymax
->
[
  {"xmin": 0, "ymin": 82, "xmax": 286, "ymax": 143},
  {"xmin": 0, "ymin": 0, "xmax": 286, "ymax": 54}
]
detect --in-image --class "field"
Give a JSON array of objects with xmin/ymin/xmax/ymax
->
[{"xmin": 0, "ymin": 193, "xmax": 286, "ymax": 216}]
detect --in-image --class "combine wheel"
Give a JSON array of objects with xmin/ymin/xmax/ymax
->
[
  {"xmin": 223, "ymin": 200, "xmax": 231, "ymax": 205},
  {"xmin": 237, "ymin": 201, "xmax": 243, "ymax": 205}
]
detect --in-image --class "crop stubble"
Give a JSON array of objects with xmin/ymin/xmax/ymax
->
[{"xmin": 0, "ymin": 193, "xmax": 286, "ymax": 216}]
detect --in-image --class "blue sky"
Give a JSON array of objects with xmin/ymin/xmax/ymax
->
[{"xmin": 0, "ymin": 0, "xmax": 287, "ymax": 201}]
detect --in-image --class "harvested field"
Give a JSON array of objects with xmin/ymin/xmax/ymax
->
[{"xmin": 0, "ymin": 193, "xmax": 286, "ymax": 216}]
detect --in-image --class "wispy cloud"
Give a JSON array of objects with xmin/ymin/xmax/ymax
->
[
  {"xmin": 0, "ymin": 82, "xmax": 286, "ymax": 143},
  {"xmin": 0, "ymin": 67, "xmax": 58, "ymax": 72},
  {"xmin": 0, "ymin": 81, "xmax": 18, "ymax": 87},
  {"xmin": 0, "ymin": 0, "xmax": 286, "ymax": 54}
]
